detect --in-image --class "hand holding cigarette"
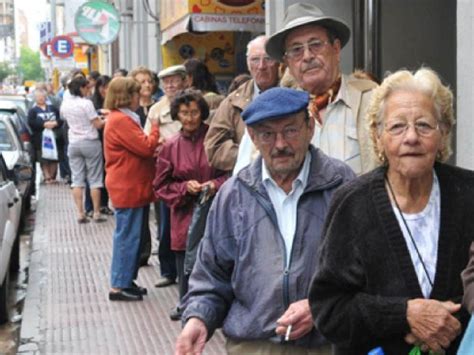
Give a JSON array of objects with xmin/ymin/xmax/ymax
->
[{"xmin": 275, "ymin": 299, "xmax": 314, "ymax": 341}]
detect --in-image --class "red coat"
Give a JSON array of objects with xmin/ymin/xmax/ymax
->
[
  {"xmin": 104, "ymin": 110, "xmax": 159, "ymax": 208},
  {"xmin": 153, "ymin": 124, "xmax": 228, "ymax": 251}
]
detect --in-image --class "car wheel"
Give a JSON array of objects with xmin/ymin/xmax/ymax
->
[
  {"xmin": 0, "ymin": 270, "xmax": 10, "ymax": 324},
  {"xmin": 9, "ymin": 235, "xmax": 20, "ymax": 273}
]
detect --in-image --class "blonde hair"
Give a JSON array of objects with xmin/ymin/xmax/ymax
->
[
  {"xmin": 104, "ymin": 77, "xmax": 141, "ymax": 110},
  {"xmin": 367, "ymin": 68, "xmax": 455, "ymax": 163},
  {"xmin": 128, "ymin": 66, "xmax": 154, "ymax": 83}
]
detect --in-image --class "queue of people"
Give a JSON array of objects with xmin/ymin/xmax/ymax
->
[{"xmin": 33, "ymin": 2, "xmax": 474, "ymax": 354}]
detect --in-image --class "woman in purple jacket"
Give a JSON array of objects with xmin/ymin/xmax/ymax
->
[{"xmin": 153, "ymin": 89, "xmax": 228, "ymax": 320}]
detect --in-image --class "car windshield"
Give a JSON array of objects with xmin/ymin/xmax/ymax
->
[{"xmin": 0, "ymin": 121, "xmax": 14, "ymax": 151}]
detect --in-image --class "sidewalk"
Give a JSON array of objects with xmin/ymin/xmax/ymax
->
[{"xmin": 18, "ymin": 183, "xmax": 225, "ymax": 354}]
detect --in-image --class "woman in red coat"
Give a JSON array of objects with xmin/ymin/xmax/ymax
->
[
  {"xmin": 154, "ymin": 89, "xmax": 227, "ymax": 318},
  {"xmin": 104, "ymin": 77, "xmax": 159, "ymax": 301}
]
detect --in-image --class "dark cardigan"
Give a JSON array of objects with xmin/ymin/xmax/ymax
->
[{"xmin": 309, "ymin": 162, "xmax": 474, "ymax": 355}]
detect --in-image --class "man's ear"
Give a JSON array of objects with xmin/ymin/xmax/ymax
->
[{"xmin": 248, "ymin": 126, "xmax": 257, "ymax": 143}]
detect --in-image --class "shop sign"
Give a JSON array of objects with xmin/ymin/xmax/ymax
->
[{"xmin": 75, "ymin": 1, "xmax": 120, "ymax": 45}]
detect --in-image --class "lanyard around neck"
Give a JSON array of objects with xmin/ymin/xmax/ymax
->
[{"xmin": 385, "ymin": 174, "xmax": 434, "ymax": 290}]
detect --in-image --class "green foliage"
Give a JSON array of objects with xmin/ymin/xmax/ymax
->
[
  {"xmin": 17, "ymin": 46, "xmax": 44, "ymax": 81},
  {"xmin": 0, "ymin": 61, "xmax": 13, "ymax": 82}
]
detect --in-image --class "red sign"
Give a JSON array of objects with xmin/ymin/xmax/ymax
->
[
  {"xmin": 50, "ymin": 35, "xmax": 74, "ymax": 58},
  {"xmin": 40, "ymin": 42, "xmax": 51, "ymax": 58}
]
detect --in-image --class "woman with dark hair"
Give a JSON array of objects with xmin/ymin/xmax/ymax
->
[
  {"xmin": 104, "ymin": 77, "xmax": 159, "ymax": 301},
  {"xmin": 184, "ymin": 59, "xmax": 224, "ymax": 121},
  {"xmin": 154, "ymin": 89, "xmax": 228, "ymax": 319},
  {"xmin": 91, "ymin": 75, "xmax": 112, "ymax": 110},
  {"xmin": 84, "ymin": 75, "xmax": 113, "ymax": 217},
  {"xmin": 60, "ymin": 76, "xmax": 106, "ymax": 223}
]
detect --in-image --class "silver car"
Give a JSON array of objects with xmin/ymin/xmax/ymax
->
[
  {"xmin": 0, "ymin": 115, "xmax": 34, "ymax": 211},
  {"xmin": 0, "ymin": 153, "xmax": 22, "ymax": 324}
]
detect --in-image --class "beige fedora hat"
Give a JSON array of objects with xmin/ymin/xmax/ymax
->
[{"xmin": 265, "ymin": 2, "xmax": 351, "ymax": 61}]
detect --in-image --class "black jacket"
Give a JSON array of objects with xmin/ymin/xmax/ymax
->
[{"xmin": 309, "ymin": 163, "xmax": 474, "ymax": 354}]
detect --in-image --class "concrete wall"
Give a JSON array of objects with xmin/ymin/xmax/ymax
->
[{"xmin": 456, "ymin": 0, "xmax": 474, "ymax": 169}]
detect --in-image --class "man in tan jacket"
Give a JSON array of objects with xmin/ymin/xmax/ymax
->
[
  {"xmin": 204, "ymin": 35, "xmax": 279, "ymax": 172},
  {"xmin": 265, "ymin": 3, "xmax": 378, "ymax": 174}
]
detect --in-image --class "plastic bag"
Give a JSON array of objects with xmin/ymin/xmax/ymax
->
[{"xmin": 41, "ymin": 128, "xmax": 58, "ymax": 161}]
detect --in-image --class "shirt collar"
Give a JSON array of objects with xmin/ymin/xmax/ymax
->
[
  {"xmin": 331, "ymin": 74, "xmax": 350, "ymax": 108},
  {"xmin": 253, "ymin": 81, "xmax": 261, "ymax": 100},
  {"xmin": 119, "ymin": 108, "xmax": 141, "ymax": 126},
  {"xmin": 261, "ymin": 151, "xmax": 312, "ymax": 193}
]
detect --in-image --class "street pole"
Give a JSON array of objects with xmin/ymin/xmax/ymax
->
[{"xmin": 49, "ymin": 0, "xmax": 56, "ymax": 82}]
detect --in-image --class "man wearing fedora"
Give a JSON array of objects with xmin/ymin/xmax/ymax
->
[
  {"xmin": 266, "ymin": 2, "xmax": 378, "ymax": 175},
  {"xmin": 204, "ymin": 35, "xmax": 280, "ymax": 172},
  {"xmin": 175, "ymin": 87, "xmax": 355, "ymax": 355}
]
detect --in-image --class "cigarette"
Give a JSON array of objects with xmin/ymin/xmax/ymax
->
[{"xmin": 285, "ymin": 325, "xmax": 292, "ymax": 341}]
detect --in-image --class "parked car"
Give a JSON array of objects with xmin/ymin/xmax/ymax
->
[
  {"xmin": 0, "ymin": 94, "xmax": 32, "ymax": 113},
  {"xmin": 0, "ymin": 115, "xmax": 34, "ymax": 211},
  {"xmin": 0, "ymin": 101, "xmax": 32, "ymax": 145},
  {"xmin": 0, "ymin": 153, "xmax": 22, "ymax": 324}
]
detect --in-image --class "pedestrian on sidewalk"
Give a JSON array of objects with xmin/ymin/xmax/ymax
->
[
  {"xmin": 129, "ymin": 66, "xmax": 157, "ymax": 268},
  {"xmin": 28, "ymin": 88, "xmax": 63, "ymax": 184},
  {"xmin": 104, "ymin": 77, "xmax": 160, "ymax": 301},
  {"xmin": 175, "ymin": 87, "xmax": 355, "ymax": 354},
  {"xmin": 154, "ymin": 89, "xmax": 227, "ymax": 320},
  {"xmin": 60, "ymin": 76, "xmax": 106, "ymax": 223},
  {"xmin": 147, "ymin": 65, "xmax": 188, "ymax": 288},
  {"xmin": 84, "ymin": 75, "xmax": 114, "ymax": 217}
]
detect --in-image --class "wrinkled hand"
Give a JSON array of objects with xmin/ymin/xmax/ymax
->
[
  {"xmin": 44, "ymin": 121, "xmax": 58, "ymax": 129},
  {"xmin": 187, "ymin": 180, "xmax": 202, "ymax": 195},
  {"xmin": 406, "ymin": 299, "xmax": 461, "ymax": 352},
  {"xmin": 275, "ymin": 299, "xmax": 313, "ymax": 341},
  {"xmin": 175, "ymin": 318, "xmax": 208, "ymax": 355}
]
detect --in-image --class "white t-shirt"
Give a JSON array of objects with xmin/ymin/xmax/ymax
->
[
  {"xmin": 392, "ymin": 172, "xmax": 440, "ymax": 298},
  {"xmin": 60, "ymin": 96, "xmax": 99, "ymax": 144}
]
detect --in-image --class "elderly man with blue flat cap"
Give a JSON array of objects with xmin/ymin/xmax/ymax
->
[{"xmin": 175, "ymin": 87, "xmax": 355, "ymax": 355}]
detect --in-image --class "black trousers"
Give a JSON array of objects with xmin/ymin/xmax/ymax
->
[
  {"xmin": 175, "ymin": 251, "xmax": 189, "ymax": 300},
  {"xmin": 158, "ymin": 201, "xmax": 177, "ymax": 279}
]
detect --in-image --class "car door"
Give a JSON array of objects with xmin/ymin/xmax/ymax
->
[{"xmin": 0, "ymin": 153, "xmax": 18, "ymax": 283}]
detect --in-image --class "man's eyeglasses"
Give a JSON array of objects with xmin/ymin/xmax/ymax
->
[
  {"xmin": 383, "ymin": 120, "xmax": 440, "ymax": 137},
  {"xmin": 248, "ymin": 56, "xmax": 276, "ymax": 66},
  {"xmin": 285, "ymin": 39, "xmax": 330, "ymax": 60},
  {"xmin": 255, "ymin": 122, "xmax": 305, "ymax": 144}
]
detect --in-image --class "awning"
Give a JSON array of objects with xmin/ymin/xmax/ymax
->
[{"xmin": 161, "ymin": 13, "xmax": 264, "ymax": 45}]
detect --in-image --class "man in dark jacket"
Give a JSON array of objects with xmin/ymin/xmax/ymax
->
[{"xmin": 176, "ymin": 87, "xmax": 355, "ymax": 354}]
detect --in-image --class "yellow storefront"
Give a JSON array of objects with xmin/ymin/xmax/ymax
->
[{"xmin": 160, "ymin": 0, "xmax": 265, "ymax": 86}]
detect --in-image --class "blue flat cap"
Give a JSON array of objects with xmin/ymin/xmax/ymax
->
[{"xmin": 242, "ymin": 87, "xmax": 309, "ymax": 125}]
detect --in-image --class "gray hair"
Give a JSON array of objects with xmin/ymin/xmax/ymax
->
[
  {"xmin": 246, "ymin": 35, "xmax": 268, "ymax": 57},
  {"xmin": 367, "ymin": 67, "xmax": 455, "ymax": 163}
]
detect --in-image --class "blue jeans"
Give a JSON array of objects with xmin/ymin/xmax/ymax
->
[{"xmin": 110, "ymin": 207, "xmax": 144, "ymax": 288}]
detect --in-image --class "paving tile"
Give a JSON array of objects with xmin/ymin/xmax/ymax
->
[{"xmin": 21, "ymin": 183, "xmax": 226, "ymax": 354}]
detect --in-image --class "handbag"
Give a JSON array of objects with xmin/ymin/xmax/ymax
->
[
  {"xmin": 184, "ymin": 186, "xmax": 214, "ymax": 275},
  {"xmin": 41, "ymin": 128, "xmax": 58, "ymax": 161}
]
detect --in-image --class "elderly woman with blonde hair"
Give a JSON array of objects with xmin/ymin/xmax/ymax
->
[
  {"xmin": 309, "ymin": 68, "xmax": 474, "ymax": 354},
  {"xmin": 103, "ymin": 77, "xmax": 159, "ymax": 301}
]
